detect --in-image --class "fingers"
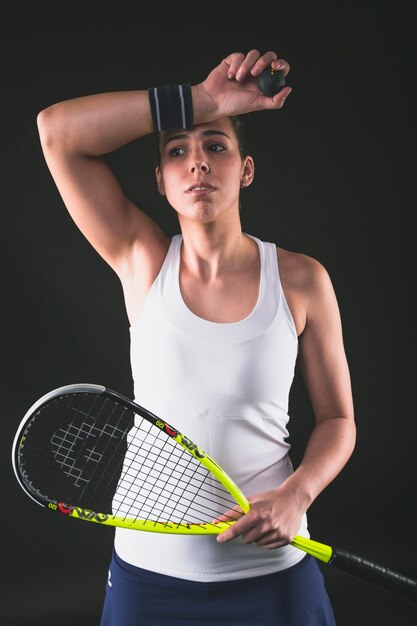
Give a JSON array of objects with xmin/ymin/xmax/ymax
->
[
  {"xmin": 252, "ymin": 57, "xmax": 291, "ymax": 78},
  {"xmin": 248, "ymin": 530, "xmax": 291, "ymax": 549},
  {"xmin": 225, "ymin": 49, "xmax": 290, "ymax": 81},
  {"xmin": 272, "ymin": 86, "xmax": 292, "ymax": 108},
  {"xmin": 218, "ymin": 523, "xmax": 292, "ymax": 549},
  {"xmin": 223, "ymin": 51, "xmax": 246, "ymax": 79},
  {"xmin": 216, "ymin": 507, "xmax": 295, "ymax": 548},
  {"xmin": 216, "ymin": 513, "xmax": 255, "ymax": 543},
  {"xmin": 221, "ymin": 48, "xmax": 292, "ymax": 109},
  {"xmin": 212, "ymin": 505, "xmax": 244, "ymax": 524},
  {"xmin": 234, "ymin": 49, "xmax": 266, "ymax": 81}
]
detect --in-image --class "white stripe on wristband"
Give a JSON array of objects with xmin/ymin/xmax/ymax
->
[{"xmin": 148, "ymin": 84, "xmax": 193, "ymax": 132}]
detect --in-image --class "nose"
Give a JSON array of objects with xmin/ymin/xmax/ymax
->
[{"xmin": 190, "ymin": 160, "xmax": 210, "ymax": 174}]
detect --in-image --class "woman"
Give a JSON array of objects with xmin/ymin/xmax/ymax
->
[{"xmin": 37, "ymin": 48, "xmax": 356, "ymax": 625}]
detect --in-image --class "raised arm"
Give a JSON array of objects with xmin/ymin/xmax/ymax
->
[
  {"xmin": 37, "ymin": 49, "xmax": 291, "ymax": 319},
  {"xmin": 37, "ymin": 90, "xmax": 168, "ymax": 277}
]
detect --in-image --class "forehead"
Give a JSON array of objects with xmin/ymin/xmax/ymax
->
[{"xmin": 160, "ymin": 118, "xmax": 236, "ymax": 148}]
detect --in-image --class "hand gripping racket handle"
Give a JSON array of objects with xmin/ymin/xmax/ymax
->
[{"xmin": 330, "ymin": 548, "xmax": 417, "ymax": 607}]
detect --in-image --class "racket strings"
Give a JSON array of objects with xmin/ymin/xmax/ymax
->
[
  {"xmin": 20, "ymin": 394, "xmax": 133, "ymax": 510},
  {"xmin": 19, "ymin": 400, "xmax": 79, "ymax": 502},
  {"xmin": 112, "ymin": 416, "xmax": 239, "ymax": 527},
  {"xmin": 19, "ymin": 392, "xmax": 240, "ymax": 528},
  {"xmin": 113, "ymin": 421, "xmax": 198, "ymax": 521},
  {"xmin": 51, "ymin": 400, "xmax": 125, "ymax": 484},
  {"xmin": 65, "ymin": 394, "xmax": 135, "ymax": 505}
]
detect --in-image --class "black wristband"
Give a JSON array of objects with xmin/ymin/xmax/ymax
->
[{"xmin": 148, "ymin": 84, "xmax": 193, "ymax": 132}]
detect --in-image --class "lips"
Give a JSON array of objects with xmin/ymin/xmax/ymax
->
[{"xmin": 186, "ymin": 183, "xmax": 216, "ymax": 194}]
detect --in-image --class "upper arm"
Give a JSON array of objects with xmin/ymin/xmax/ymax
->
[
  {"xmin": 296, "ymin": 258, "xmax": 355, "ymax": 424},
  {"xmin": 37, "ymin": 111, "xmax": 168, "ymax": 277}
]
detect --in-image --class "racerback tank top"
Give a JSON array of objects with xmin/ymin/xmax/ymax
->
[{"xmin": 114, "ymin": 233, "xmax": 309, "ymax": 581}]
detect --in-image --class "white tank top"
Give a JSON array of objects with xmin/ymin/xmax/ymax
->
[{"xmin": 114, "ymin": 233, "xmax": 309, "ymax": 581}]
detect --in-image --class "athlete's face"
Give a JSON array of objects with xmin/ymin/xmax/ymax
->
[{"xmin": 155, "ymin": 118, "xmax": 254, "ymax": 224}]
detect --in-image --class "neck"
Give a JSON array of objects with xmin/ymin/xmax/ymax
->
[{"xmin": 177, "ymin": 216, "xmax": 255, "ymax": 282}]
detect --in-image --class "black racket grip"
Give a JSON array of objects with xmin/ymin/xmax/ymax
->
[{"xmin": 330, "ymin": 548, "xmax": 417, "ymax": 607}]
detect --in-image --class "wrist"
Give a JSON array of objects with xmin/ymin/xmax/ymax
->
[
  {"xmin": 276, "ymin": 475, "xmax": 315, "ymax": 512},
  {"xmin": 191, "ymin": 83, "xmax": 218, "ymax": 125},
  {"xmin": 148, "ymin": 83, "xmax": 193, "ymax": 132}
]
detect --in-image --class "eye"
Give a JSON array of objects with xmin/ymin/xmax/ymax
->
[
  {"xmin": 169, "ymin": 146, "xmax": 186, "ymax": 157},
  {"xmin": 208, "ymin": 143, "xmax": 225, "ymax": 152}
]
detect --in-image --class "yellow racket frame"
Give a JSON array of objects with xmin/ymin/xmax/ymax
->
[
  {"xmin": 51, "ymin": 412, "xmax": 333, "ymax": 563},
  {"xmin": 15, "ymin": 383, "xmax": 333, "ymax": 564}
]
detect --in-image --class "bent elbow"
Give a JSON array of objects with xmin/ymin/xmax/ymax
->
[
  {"xmin": 345, "ymin": 418, "xmax": 357, "ymax": 458},
  {"xmin": 36, "ymin": 104, "xmax": 68, "ymax": 151},
  {"xmin": 37, "ymin": 107, "xmax": 56, "ymax": 149}
]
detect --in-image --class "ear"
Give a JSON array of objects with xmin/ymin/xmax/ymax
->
[
  {"xmin": 241, "ymin": 156, "xmax": 255, "ymax": 188},
  {"xmin": 155, "ymin": 166, "xmax": 166, "ymax": 195}
]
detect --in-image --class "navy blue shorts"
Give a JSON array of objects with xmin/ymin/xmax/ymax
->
[{"xmin": 100, "ymin": 549, "xmax": 336, "ymax": 626}]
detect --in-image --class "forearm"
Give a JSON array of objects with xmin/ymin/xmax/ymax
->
[
  {"xmin": 36, "ymin": 50, "xmax": 291, "ymax": 159},
  {"xmin": 37, "ymin": 84, "xmax": 216, "ymax": 155},
  {"xmin": 37, "ymin": 90, "xmax": 156, "ymax": 156},
  {"xmin": 282, "ymin": 416, "xmax": 356, "ymax": 511}
]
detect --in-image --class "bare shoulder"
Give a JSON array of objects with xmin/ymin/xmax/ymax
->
[
  {"xmin": 277, "ymin": 247, "xmax": 331, "ymax": 291},
  {"xmin": 276, "ymin": 246, "xmax": 336, "ymax": 336}
]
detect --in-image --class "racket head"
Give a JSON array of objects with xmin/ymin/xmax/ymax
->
[
  {"xmin": 12, "ymin": 383, "xmax": 249, "ymax": 534},
  {"xmin": 11, "ymin": 383, "xmax": 107, "ymax": 506}
]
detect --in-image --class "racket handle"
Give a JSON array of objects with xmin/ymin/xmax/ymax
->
[{"xmin": 330, "ymin": 548, "xmax": 417, "ymax": 607}]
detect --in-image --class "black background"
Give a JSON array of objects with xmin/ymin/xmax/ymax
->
[{"xmin": 1, "ymin": 2, "xmax": 416, "ymax": 624}]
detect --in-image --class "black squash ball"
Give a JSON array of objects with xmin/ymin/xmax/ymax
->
[{"xmin": 256, "ymin": 67, "xmax": 285, "ymax": 97}]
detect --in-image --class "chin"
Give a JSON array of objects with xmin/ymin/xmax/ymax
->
[{"xmin": 179, "ymin": 206, "xmax": 223, "ymax": 223}]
